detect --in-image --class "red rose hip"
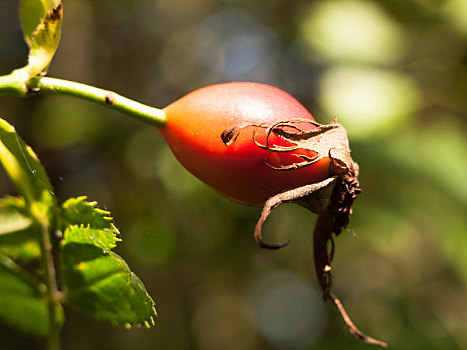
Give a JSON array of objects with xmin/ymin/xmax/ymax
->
[{"xmin": 160, "ymin": 82, "xmax": 332, "ymax": 205}]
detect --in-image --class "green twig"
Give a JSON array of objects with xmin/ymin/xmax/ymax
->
[
  {"xmin": 38, "ymin": 218, "xmax": 61, "ymax": 350},
  {"xmin": 29, "ymin": 77, "xmax": 167, "ymax": 126},
  {"xmin": 0, "ymin": 74, "xmax": 167, "ymax": 127},
  {"xmin": 0, "ymin": 69, "xmax": 31, "ymax": 96}
]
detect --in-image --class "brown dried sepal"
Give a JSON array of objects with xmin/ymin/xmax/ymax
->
[
  {"xmin": 221, "ymin": 118, "xmax": 359, "ymax": 251},
  {"xmin": 223, "ymin": 118, "xmax": 387, "ymax": 348},
  {"xmin": 222, "ymin": 118, "xmax": 359, "ymax": 224}
]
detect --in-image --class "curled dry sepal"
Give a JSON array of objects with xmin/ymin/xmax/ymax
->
[{"xmin": 223, "ymin": 119, "xmax": 388, "ymax": 348}]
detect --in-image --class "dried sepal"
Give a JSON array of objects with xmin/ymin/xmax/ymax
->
[
  {"xmin": 223, "ymin": 119, "xmax": 356, "ymax": 175},
  {"xmin": 222, "ymin": 117, "xmax": 360, "ymax": 250},
  {"xmin": 222, "ymin": 118, "xmax": 359, "ymax": 240},
  {"xmin": 222, "ymin": 118, "xmax": 387, "ymax": 347},
  {"xmin": 254, "ymin": 177, "xmax": 336, "ymax": 249},
  {"xmin": 272, "ymin": 119, "xmax": 357, "ymax": 177},
  {"xmin": 329, "ymin": 293, "xmax": 388, "ymax": 348}
]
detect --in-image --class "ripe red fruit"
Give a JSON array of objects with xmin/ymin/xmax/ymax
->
[
  {"xmin": 161, "ymin": 82, "xmax": 332, "ymax": 205},
  {"xmin": 159, "ymin": 82, "xmax": 385, "ymax": 346}
]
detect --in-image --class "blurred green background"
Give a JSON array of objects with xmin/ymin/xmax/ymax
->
[{"xmin": 1, "ymin": 0, "xmax": 466, "ymax": 349}]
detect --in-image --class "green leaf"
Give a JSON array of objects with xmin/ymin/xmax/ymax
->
[
  {"xmin": 19, "ymin": 0, "xmax": 63, "ymax": 77},
  {"xmin": 0, "ymin": 254, "xmax": 63, "ymax": 335},
  {"xmin": 0, "ymin": 196, "xmax": 32, "ymax": 235},
  {"xmin": 0, "ymin": 118, "xmax": 56, "ymax": 222},
  {"xmin": 0, "ymin": 196, "xmax": 40, "ymax": 262},
  {"xmin": 20, "ymin": 0, "xmax": 62, "ymax": 45},
  {"xmin": 62, "ymin": 224, "xmax": 120, "ymax": 252},
  {"xmin": 61, "ymin": 226, "xmax": 156, "ymax": 327},
  {"xmin": 60, "ymin": 196, "xmax": 120, "ymax": 249},
  {"xmin": 0, "ymin": 0, "xmax": 63, "ymax": 95},
  {"xmin": 20, "ymin": 0, "xmax": 48, "ymax": 45}
]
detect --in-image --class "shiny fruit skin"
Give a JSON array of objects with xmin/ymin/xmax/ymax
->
[{"xmin": 161, "ymin": 82, "xmax": 331, "ymax": 205}]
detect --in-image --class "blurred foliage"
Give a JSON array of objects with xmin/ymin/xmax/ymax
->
[
  {"xmin": 0, "ymin": 116, "xmax": 156, "ymax": 343},
  {"xmin": 0, "ymin": 0, "xmax": 466, "ymax": 349}
]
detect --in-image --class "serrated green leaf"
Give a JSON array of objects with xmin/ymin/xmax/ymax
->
[
  {"xmin": 0, "ymin": 254, "xmax": 64, "ymax": 336},
  {"xmin": 0, "ymin": 118, "xmax": 56, "ymax": 223},
  {"xmin": 60, "ymin": 196, "xmax": 120, "ymax": 250},
  {"xmin": 61, "ymin": 227, "xmax": 156, "ymax": 327},
  {"xmin": 19, "ymin": 0, "xmax": 63, "ymax": 78},
  {"xmin": 63, "ymin": 225, "xmax": 119, "ymax": 252},
  {"xmin": 61, "ymin": 196, "xmax": 120, "ymax": 237}
]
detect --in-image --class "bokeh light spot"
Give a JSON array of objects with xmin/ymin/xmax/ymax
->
[
  {"xmin": 300, "ymin": 0, "xmax": 404, "ymax": 65},
  {"xmin": 319, "ymin": 66, "xmax": 420, "ymax": 139},
  {"xmin": 248, "ymin": 271, "xmax": 327, "ymax": 350}
]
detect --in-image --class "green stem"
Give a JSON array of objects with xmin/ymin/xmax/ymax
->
[
  {"xmin": 0, "ymin": 74, "xmax": 167, "ymax": 127},
  {"xmin": 38, "ymin": 219, "xmax": 61, "ymax": 350},
  {"xmin": 0, "ymin": 69, "xmax": 30, "ymax": 96}
]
